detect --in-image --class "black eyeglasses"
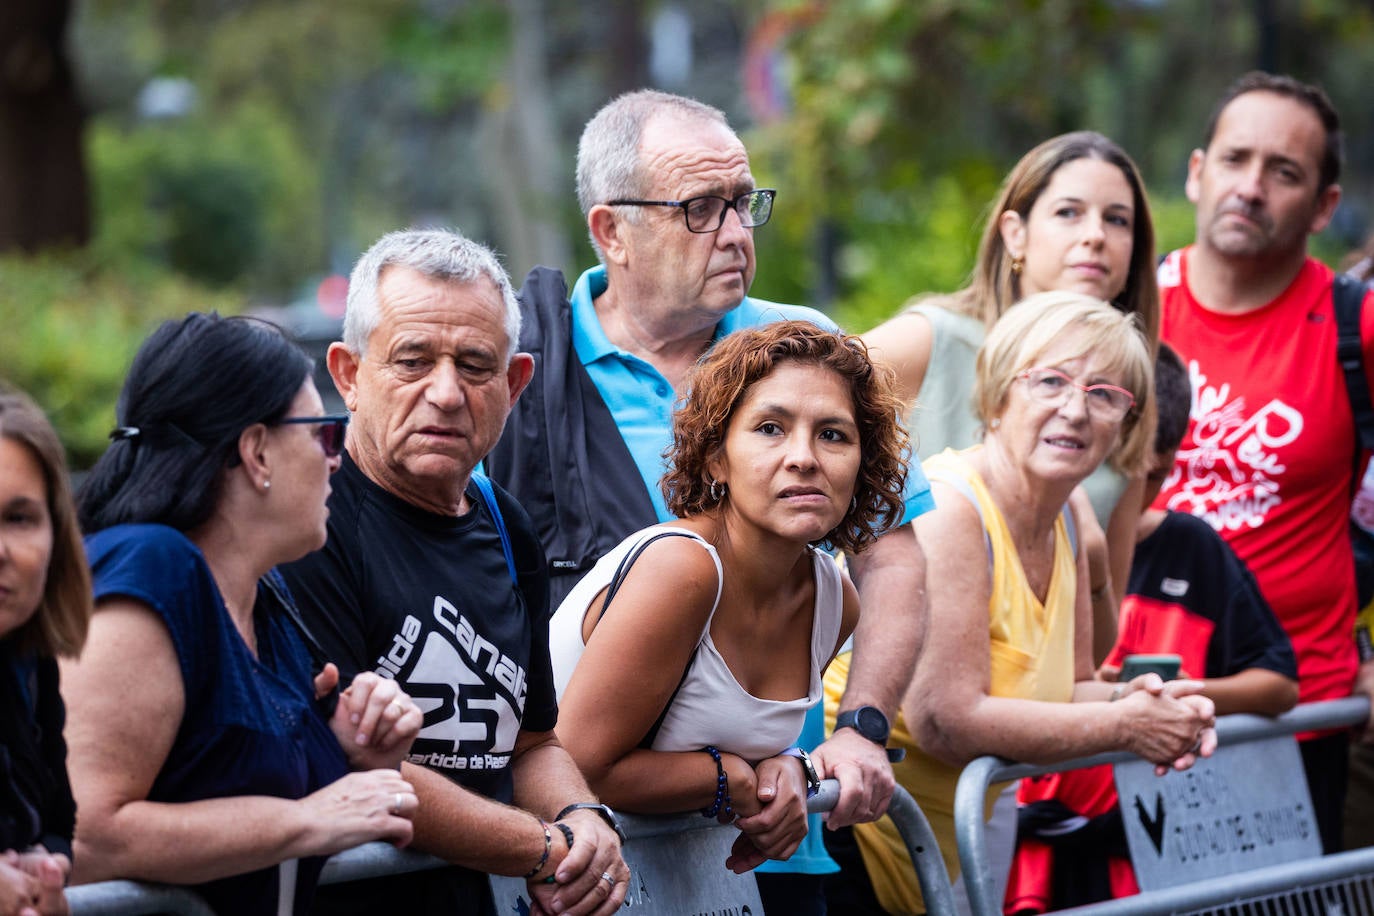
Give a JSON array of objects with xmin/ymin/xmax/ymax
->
[
  {"xmin": 607, "ymin": 189, "xmax": 776, "ymax": 233},
  {"xmin": 275, "ymin": 414, "xmax": 349, "ymax": 458}
]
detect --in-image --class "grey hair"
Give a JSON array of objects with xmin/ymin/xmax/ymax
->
[
  {"xmin": 575, "ymin": 89, "xmax": 732, "ymax": 263},
  {"xmin": 343, "ymin": 229, "xmax": 522, "ymax": 359}
]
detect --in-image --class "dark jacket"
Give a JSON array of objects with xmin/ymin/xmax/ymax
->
[
  {"xmin": 486, "ymin": 266, "xmax": 657, "ymax": 610},
  {"xmin": 0, "ymin": 647, "xmax": 75, "ymax": 858}
]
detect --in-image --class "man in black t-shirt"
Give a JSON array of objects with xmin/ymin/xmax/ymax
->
[{"xmin": 282, "ymin": 229, "xmax": 628, "ymax": 916}]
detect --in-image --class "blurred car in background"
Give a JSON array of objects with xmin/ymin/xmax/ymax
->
[{"xmin": 250, "ymin": 274, "xmax": 348, "ymax": 413}]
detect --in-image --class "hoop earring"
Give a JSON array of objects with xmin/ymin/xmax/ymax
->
[
  {"xmin": 709, "ymin": 478, "xmax": 724, "ymax": 503},
  {"xmin": 1010, "ymin": 256, "xmax": 1024, "ymax": 275}
]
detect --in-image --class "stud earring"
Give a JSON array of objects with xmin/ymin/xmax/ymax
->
[
  {"xmin": 263, "ymin": 480, "xmax": 272, "ymax": 490},
  {"xmin": 989, "ymin": 418, "xmax": 1001, "ymax": 430}
]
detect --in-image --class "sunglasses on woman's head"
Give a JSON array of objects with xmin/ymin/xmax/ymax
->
[{"xmin": 274, "ymin": 414, "xmax": 349, "ymax": 458}]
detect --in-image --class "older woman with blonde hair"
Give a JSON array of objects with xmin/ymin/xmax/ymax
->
[{"xmin": 826, "ymin": 293, "xmax": 1215, "ymax": 916}]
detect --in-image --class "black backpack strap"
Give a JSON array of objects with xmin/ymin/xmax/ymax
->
[
  {"xmin": 595, "ymin": 530, "xmax": 713, "ymax": 749},
  {"xmin": 1334, "ymin": 274, "xmax": 1374, "ymax": 450}
]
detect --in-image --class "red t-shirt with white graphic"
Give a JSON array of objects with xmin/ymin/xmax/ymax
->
[{"xmin": 1157, "ymin": 248, "xmax": 1374, "ymax": 704}]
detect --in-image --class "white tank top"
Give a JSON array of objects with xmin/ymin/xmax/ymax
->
[{"xmin": 549, "ymin": 526, "xmax": 845, "ymax": 762}]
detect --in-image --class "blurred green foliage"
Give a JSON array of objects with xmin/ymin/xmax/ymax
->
[
  {"xmin": 10, "ymin": 0, "xmax": 1374, "ymax": 465},
  {"xmin": 7, "ymin": 0, "xmax": 512, "ymax": 465},
  {"xmin": 4, "ymin": 98, "xmax": 321, "ymax": 467},
  {"xmin": 89, "ymin": 101, "xmax": 324, "ymax": 290},
  {"xmin": 0, "ymin": 251, "xmax": 239, "ymax": 468},
  {"xmin": 748, "ymin": 0, "xmax": 1374, "ymax": 329}
]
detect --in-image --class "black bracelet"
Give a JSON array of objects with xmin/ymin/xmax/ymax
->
[
  {"xmin": 553, "ymin": 821, "xmax": 574, "ymax": 852},
  {"xmin": 700, "ymin": 745, "xmax": 733, "ymax": 819},
  {"xmin": 521, "ymin": 818, "xmax": 552, "ymax": 880}
]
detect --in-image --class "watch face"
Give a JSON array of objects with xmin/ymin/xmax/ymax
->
[{"xmin": 856, "ymin": 706, "xmax": 889, "ymax": 742}]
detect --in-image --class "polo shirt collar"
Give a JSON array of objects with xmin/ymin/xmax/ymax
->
[
  {"xmin": 571, "ymin": 265, "xmax": 616, "ymax": 366},
  {"xmin": 571, "ymin": 264, "xmax": 752, "ymax": 365}
]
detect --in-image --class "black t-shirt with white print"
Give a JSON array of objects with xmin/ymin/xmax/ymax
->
[
  {"xmin": 281, "ymin": 452, "xmax": 557, "ymax": 805},
  {"xmin": 281, "ymin": 454, "xmax": 555, "ymax": 913}
]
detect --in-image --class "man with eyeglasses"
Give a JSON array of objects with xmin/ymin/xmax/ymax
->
[{"xmin": 486, "ymin": 89, "xmax": 935, "ymax": 914}]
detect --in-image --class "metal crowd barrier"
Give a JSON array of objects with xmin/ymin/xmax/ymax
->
[
  {"xmin": 954, "ymin": 696, "xmax": 1373, "ymax": 916},
  {"xmin": 68, "ymin": 776, "xmax": 955, "ymax": 914},
  {"xmin": 67, "ymin": 881, "xmax": 215, "ymax": 916}
]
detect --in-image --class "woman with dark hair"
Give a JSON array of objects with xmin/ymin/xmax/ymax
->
[
  {"xmin": 549, "ymin": 320, "xmax": 908, "ymax": 873},
  {"xmin": 61, "ymin": 313, "xmax": 424, "ymax": 914},
  {"xmin": 0, "ymin": 389, "xmax": 92, "ymax": 916},
  {"xmin": 864, "ymin": 131, "xmax": 1160, "ymax": 659}
]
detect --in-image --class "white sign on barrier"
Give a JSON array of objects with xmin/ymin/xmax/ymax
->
[
  {"xmin": 489, "ymin": 816, "xmax": 763, "ymax": 916},
  {"xmin": 1114, "ymin": 734, "xmax": 1321, "ymax": 890}
]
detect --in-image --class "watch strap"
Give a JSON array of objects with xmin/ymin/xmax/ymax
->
[
  {"xmin": 555, "ymin": 802, "xmax": 628, "ymax": 845},
  {"xmin": 779, "ymin": 746, "xmax": 821, "ymax": 798},
  {"xmin": 835, "ymin": 705, "xmax": 890, "ymax": 746}
]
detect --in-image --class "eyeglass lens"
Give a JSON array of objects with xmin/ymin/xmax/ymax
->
[
  {"xmin": 686, "ymin": 190, "xmax": 773, "ymax": 232},
  {"xmin": 318, "ymin": 419, "xmax": 346, "ymax": 457},
  {"xmin": 1022, "ymin": 369, "xmax": 1133, "ymax": 418},
  {"xmin": 277, "ymin": 415, "xmax": 349, "ymax": 457}
]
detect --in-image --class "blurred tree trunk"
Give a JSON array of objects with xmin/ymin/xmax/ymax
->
[
  {"xmin": 0, "ymin": 0, "xmax": 90, "ymax": 253},
  {"xmin": 606, "ymin": 0, "xmax": 648, "ymax": 96},
  {"xmin": 478, "ymin": 0, "xmax": 572, "ymax": 278}
]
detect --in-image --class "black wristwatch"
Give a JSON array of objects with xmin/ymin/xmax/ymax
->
[
  {"xmin": 834, "ymin": 705, "xmax": 891, "ymax": 747},
  {"xmin": 780, "ymin": 746, "xmax": 822, "ymax": 798},
  {"xmin": 555, "ymin": 802, "xmax": 628, "ymax": 846}
]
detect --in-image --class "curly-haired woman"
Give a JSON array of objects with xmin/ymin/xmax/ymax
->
[{"xmin": 549, "ymin": 320, "xmax": 909, "ymax": 874}]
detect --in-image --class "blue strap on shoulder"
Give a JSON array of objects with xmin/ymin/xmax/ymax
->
[{"xmin": 470, "ymin": 473, "xmax": 518, "ymax": 586}]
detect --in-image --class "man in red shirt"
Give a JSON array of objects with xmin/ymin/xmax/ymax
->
[{"xmin": 1156, "ymin": 71, "xmax": 1374, "ymax": 853}]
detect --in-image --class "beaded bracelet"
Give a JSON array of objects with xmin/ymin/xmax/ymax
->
[
  {"xmin": 700, "ymin": 745, "xmax": 733, "ymax": 819},
  {"xmin": 522, "ymin": 817, "xmax": 552, "ymax": 879},
  {"xmin": 538, "ymin": 822, "xmax": 576, "ymax": 885}
]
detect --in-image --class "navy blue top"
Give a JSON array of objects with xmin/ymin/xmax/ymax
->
[{"xmin": 86, "ymin": 524, "xmax": 349, "ymax": 915}]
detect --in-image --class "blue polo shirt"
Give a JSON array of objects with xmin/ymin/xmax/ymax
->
[{"xmin": 570, "ymin": 265, "xmax": 935, "ymax": 524}]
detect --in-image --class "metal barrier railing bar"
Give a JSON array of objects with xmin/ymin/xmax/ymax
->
[
  {"xmin": 1054, "ymin": 845, "xmax": 1374, "ymax": 916},
  {"xmin": 67, "ymin": 777, "xmax": 955, "ymax": 915},
  {"xmin": 953, "ymin": 696, "xmax": 1373, "ymax": 916},
  {"xmin": 65, "ymin": 879, "xmax": 216, "ymax": 916}
]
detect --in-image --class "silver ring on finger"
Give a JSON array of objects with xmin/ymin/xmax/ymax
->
[
  {"xmin": 600, "ymin": 871, "xmax": 615, "ymax": 888},
  {"xmin": 392, "ymin": 793, "xmax": 404, "ymax": 815}
]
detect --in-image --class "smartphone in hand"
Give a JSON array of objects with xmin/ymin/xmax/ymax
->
[{"xmin": 1118, "ymin": 653, "xmax": 1181, "ymax": 682}]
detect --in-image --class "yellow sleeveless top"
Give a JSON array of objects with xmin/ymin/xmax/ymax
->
[{"xmin": 824, "ymin": 447, "xmax": 1078, "ymax": 914}]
